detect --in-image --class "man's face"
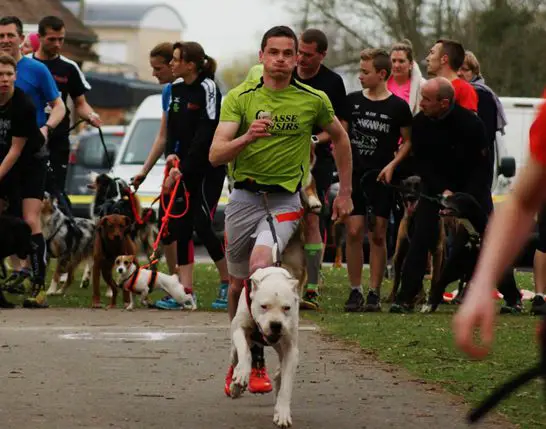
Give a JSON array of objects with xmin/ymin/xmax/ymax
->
[
  {"xmin": 419, "ymin": 83, "xmax": 449, "ymax": 117},
  {"xmin": 150, "ymin": 55, "xmax": 173, "ymax": 84},
  {"xmin": 358, "ymin": 59, "xmax": 383, "ymax": 90},
  {"xmin": 297, "ymin": 40, "xmax": 324, "ymax": 73},
  {"xmin": 0, "ymin": 63, "xmax": 16, "ymax": 95},
  {"xmin": 40, "ymin": 27, "xmax": 65, "ymax": 58},
  {"xmin": 259, "ymin": 36, "xmax": 297, "ymax": 80},
  {"xmin": 426, "ymin": 43, "xmax": 444, "ymax": 76},
  {"xmin": 0, "ymin": 24, "xmax": 23, "ymax": 58}
]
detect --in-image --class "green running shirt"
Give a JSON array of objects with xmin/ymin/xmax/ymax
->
[{"xmin": 220, "ymin": 77, "xmax": 335, "ymax": 193}]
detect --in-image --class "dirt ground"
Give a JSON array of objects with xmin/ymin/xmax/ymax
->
[{"xmin": 0, "ymin": 309, "xmax": 513, "ymax": 429}]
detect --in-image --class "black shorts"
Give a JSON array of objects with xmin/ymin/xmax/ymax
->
[
  {"xmin": 47, "ymin": 136, "xmax": 71, "ymax": 191},
  {"xmin": 351, "ymin": 171, "xmax": 393, "ymax": 219},
  {"xmin": 20, "ymin": 155, "xmax": 47, "ymax": 200},
  {"xmin": 0, "ymin": 169, "xmax": 20, "ymax": 216},
  {"xmin": 538, "ymin": 207, "xmax": 546, "ymax": 253},
  {"xmin": 311, "ymin": 155, "xmax": 336, "ymax": 210}
]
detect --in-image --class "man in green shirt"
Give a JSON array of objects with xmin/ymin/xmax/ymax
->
[{"xmin": 209, "ymin": 25, "xmax": 353, "ymax": 397}]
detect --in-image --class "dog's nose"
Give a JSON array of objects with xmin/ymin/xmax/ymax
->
[
  {"xmin": 270, "ymin": 321, "xmax": 282, "ymax": 333},
  {"xmin": 117, "ymin": 267, "xmax": 123, "ymax": 273}
]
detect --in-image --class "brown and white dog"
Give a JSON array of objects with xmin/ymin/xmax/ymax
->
[
  {"xmin": 228, "ymin": 224, "xmax": 306, "ymax": 428},
  {"xmin": 113, "ymin": 255, "xmax": 196, "ymax": 310},
  {"xmin": 92, "ymin": 214, "xmax": 136, "ymax": 308},
  {"xmin": 300, "ymin": 144, "xmax": 322, "ymax": 215}
]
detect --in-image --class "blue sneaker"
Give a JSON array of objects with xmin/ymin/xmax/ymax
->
[
  {"xmin": 154, "ymin": 297, "xmax": 182, "ymax": 310},
  {"xmin": 212, "ymin": 283, "xmax": 228, "ymax": 310}
]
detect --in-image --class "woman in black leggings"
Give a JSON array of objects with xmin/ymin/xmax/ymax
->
[{"xmin": 133, "ymin": 42, "xmax": 229, "ymax": 309}]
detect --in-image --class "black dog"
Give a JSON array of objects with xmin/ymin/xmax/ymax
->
[
  {"xmin": 423, "ymin": 192, "xmax": 488, "ymax": 312},
  {"xmin": 0, "ymin": 215, "xmax": 33, "ymax": 308}
]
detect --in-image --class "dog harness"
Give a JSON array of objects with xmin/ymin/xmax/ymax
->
[
  {"xmin": 244, "ymin": 281, "xmax": 269, "ymax": 347},
  {"xmin": 120, "ymin": 268, "xmax": 158, "ymax": 294}
]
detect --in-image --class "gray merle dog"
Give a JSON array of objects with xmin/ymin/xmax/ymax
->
[{"xmin": 40, "ymin": 193, "xmax": 96, "ymax": 295}]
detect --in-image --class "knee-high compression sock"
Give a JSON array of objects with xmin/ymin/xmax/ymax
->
[
  {"xmin": 305, "ymin": 243, "xmax": 323, "ymax": 292},
  {"xmin": 30, "ymin": 234, "xmax": 47, "ymax": 286}
]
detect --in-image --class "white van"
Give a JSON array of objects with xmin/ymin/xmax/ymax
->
[
  {"xmin": 110, "ymin": 94, "xmax": 229, "ymax": 227},
  {"xmin": 499, "ymin": 97, "xmax": 543, "ymax": 170}
]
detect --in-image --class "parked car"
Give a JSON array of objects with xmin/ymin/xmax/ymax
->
[
  {"xmin": 109, "ymin": 94, "xmax": 228, "ymax": 238},
  {"xmin": 66, "ymin": 125, "xmax": 126, "ymax": 218}
]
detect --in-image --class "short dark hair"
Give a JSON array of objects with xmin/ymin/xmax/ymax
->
[
  {"xmin": 261, "ymin": 26, "xmax": 298, "ymax": 52},
  {"xmin": 360, "ymin": 48, "xmax": 392, "ymax": 79},
  {"xmin": 150, "ymin": 42, "xmax": 174, "ymax": 63},
  {"xmin": 38, "ymin": 16, "xmax": 65, "ymax": 36},
  {"xmin": 0, "ymin": 54, "xmax": 16, "ymax": 70},
  {"xmin": 436, "ymin": 39, "xmax": 465, "ymax": 71},
  {"xmin": 0, "ymin": 16, "xmax": 23, "ymax": 36},
  {"xmin": 300, "ymin": 28, "xmax": 328, "ymax": 53}
]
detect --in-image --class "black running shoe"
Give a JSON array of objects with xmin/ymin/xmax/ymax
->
[
  {"xmin": 531, "ymin": 295, "xmax": 546, "ymax": 316},
  {"xmin": 363, "ymin": 289, "xmax": 381, "ymax": 312},
  {"xmin": 344, "ymin": 289, "xmax": 364, "ymax": 312}
]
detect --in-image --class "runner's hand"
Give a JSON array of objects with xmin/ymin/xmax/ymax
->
[
  {"xmin": 131, "ymin": 173, "xmax": 147, "ymax": 191},
  {"xmin": 377, "ymin": 162, "xmax": 395, "ymax": 184},
  {"xmin": 166, "ymin": 154, "xmax": 180, "ymax": 169},
  {"xmin": 244, "ymin": 119, "xmax": 273, "ymax": 143},
  {"xmin": 87, "ymin": 112, "xmax": 102, "ymax": 128},
  {"xmin": 163, "ymin": 168, "xmax": 181, "ymax": 193},
  {"xmin": 452, "ymin": 281, "xmax": 496, "ymax": 359},
  {"xmin": 332, "ymin": 195, "xmax": 353, "ymax": 222}
]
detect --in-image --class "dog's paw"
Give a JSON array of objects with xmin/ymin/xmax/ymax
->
[
  {"xmin": 273, "ymin": 404, "xmax": 292, "ymax": 428},
  {"xmin": 105, "ymin": 288, "xmax": 113, "ymax": 298},
  {"xmin": 80, "ymin": 279, "xmax": 90, "ymax": 289},
  {"xmin": 308, "ymin": 196, "xmax": 322, "ymax": 214},
  {"xmin": 46, "ymin": 288, "xmax": 57, "ymax": 296},
  {"xmin": 420, "ymin": 304, "xmax": 433, "ymax": 314},
  {"xmin": 230, "ymin": 364, "xmax": 250, "ymax": 399},
  {"xmin": 124, "ymin": 304, "xmax": 134, "ymax": 311}
]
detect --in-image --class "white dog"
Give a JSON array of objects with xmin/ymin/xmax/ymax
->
[
  {"xmin": 113, "ymin": 255, "xmax": 196, "ymax": 311},
  {"xmin": 229, "ymin": 265, "xmax": 301, "ymax": 428}
]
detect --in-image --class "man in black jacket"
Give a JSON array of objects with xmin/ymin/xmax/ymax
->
[{"xmin": 391, "ymin": 77, "xmax": 522, "ymax": 313}]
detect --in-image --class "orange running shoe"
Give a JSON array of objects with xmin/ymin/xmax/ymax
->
[{"xmin": 248, "ymin": 366, "xmax": 272, "ymax": 394}]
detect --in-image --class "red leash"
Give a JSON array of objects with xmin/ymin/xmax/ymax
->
[{"xmin": 149, "ymin": 159, "xmax": 190, "ymax": 261}]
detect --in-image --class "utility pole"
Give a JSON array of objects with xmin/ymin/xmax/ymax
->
[{"xmin": 79, "ymin": 0, "xmax": 86, "ymax": 21}]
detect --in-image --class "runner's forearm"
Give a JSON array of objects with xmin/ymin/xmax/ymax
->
[
  {"xmin": 332, "ymin": 135, "xmax": 352, "ymax": 196},
  {"xmin": 209, "ymin": 135, "xmax": 251, "ymax": 167}
]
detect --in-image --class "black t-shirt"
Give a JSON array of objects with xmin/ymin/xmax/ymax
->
[
  {"xmin": 32, "ymin": 54, "xmax": 90, "ymax": 140},
  {"xmin": 296, "ymin": 64, "xmax": 347, "ymax": 161},
  {"xmin": 0, "ymin": 87, "xmax": 43, "ymax": 161},
  {"xmin": 166, "ymin": 75, "xmax": 222, "ymax": 184},
  {"xmin": 340, "ymin": 91, "xmax": 412, "ymax": 173}
]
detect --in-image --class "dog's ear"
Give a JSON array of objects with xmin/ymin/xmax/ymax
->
[
  {"xmin": 97, "ymin": 216, "xmax": 109, "ymax": 231},
  {"xmin": 122, "ymin": 215, "xmax": 132, "ymax": 229}
]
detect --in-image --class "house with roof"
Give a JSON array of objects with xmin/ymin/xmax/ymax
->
[
  {"xmin": 2, "ymin": 0, "xmax": 98, "ymax": 64},
  {"xmin": 63, "ymin": 0, "xmax": 185, "ymax": 81}
]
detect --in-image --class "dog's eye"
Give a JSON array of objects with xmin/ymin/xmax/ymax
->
[
  {"xmin": 261, "ymin": 304, "xmax": 268, "ymax": 310},
  {"xmin": 282, "ymin": 306, "xmax": 291, "ymax": 312},
  {"xmin": 124, "ymin": 261, "xmax": 129, "ymax": 266}
]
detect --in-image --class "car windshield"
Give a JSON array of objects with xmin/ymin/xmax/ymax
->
[
  {"xmin": 79, "ymin": 133, "xmax": 124, "ymax": 168},
  {"xmin": 120, "ymin": 118, "xmax": 164, "ymax": 165}
]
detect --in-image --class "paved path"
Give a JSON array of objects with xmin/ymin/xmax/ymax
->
[{"xmin": 0, "ymin": 310, "xmax": 512, "ymax": 429}]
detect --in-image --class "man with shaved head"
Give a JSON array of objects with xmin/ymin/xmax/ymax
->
[{"xmin": 390, "ymin": 77, "xmax": 523, "ymax": 313}]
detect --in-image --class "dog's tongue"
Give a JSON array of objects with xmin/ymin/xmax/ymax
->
[{"xmin": 407, "ymin": 201, "xmax": 417, "ymax": 215}]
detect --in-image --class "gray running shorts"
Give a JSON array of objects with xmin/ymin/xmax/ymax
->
[{"xmin": 224, "ymin": 189, "xmax": 303, "ymax": 279}]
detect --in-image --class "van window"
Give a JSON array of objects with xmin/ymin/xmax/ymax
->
[
  {"xmin": 121, "ymin": 119, "xmax": 164, "ymax": 164},
  {"xmin": 78, "ymin": 134, "xmax": 123, "ymax": 168}
]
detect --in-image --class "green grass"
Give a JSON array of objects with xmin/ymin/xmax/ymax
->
[{"xmin": 6, "ymin": 263, "xmax": 546, "ymax": 428}]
